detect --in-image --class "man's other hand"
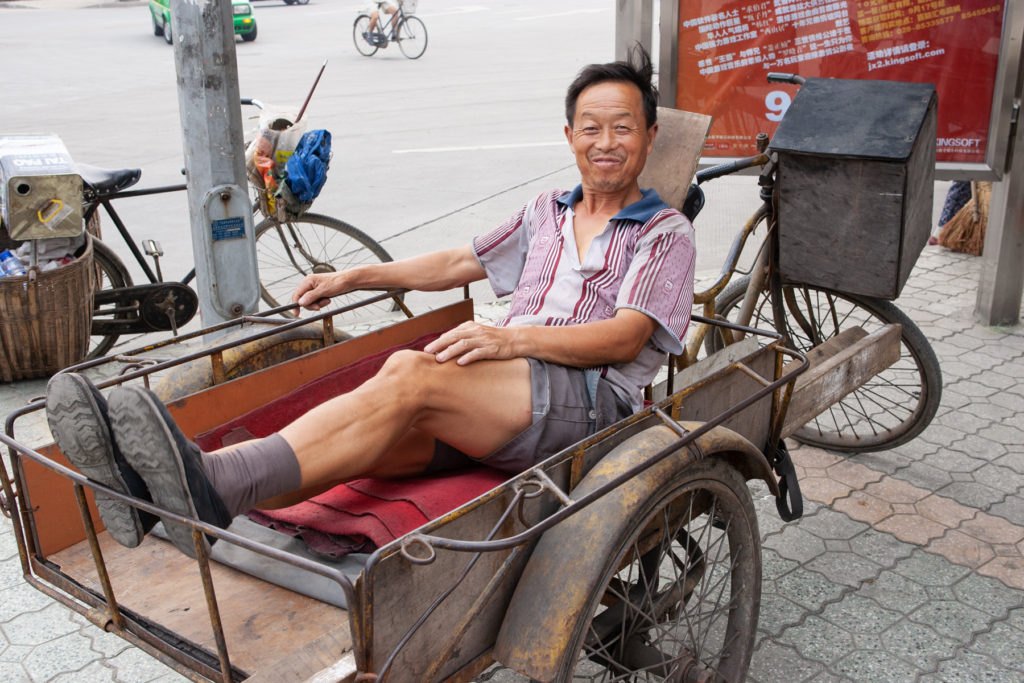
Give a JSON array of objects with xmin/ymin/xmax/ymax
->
[{"xmin": 424, "ymin": 321, "xmax": 519, "ymax": 365}]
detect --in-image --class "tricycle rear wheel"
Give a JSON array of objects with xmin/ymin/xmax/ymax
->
[{"xmin": 559, "ymin": 458, "xmax": 761, "ymax": 681}]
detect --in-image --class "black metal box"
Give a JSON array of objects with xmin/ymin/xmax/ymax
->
[{"xmin": 770, "ymin": 77, "xmax": 937, "ymax": 300}]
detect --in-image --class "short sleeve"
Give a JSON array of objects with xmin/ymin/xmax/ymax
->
[
  {"xmin": 472, "ymin": 198, "xmax": 535, "ymax": 298},
  {"xmin": 615, "ymin": 214, "xmax": 695, "ymax": 354}
]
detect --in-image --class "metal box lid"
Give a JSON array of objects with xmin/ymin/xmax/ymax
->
[{"xmin": 770, "ymin": 78, "xmax": 937, "ymax": 162}]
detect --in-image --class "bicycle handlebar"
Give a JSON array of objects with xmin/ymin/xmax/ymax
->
[
  {"xmin": 766, "ymin": 72, "xmax": 806, "ymax": 85},
  {"xmin": 696, "ymin": 154, "xmax": 768, "ymax": 184}
]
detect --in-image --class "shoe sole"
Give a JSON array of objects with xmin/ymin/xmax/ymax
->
[
  {"xmin": 109, "ymin": 386, "xmax": 205, "ymax": 559},
  {"xmin": 45, "ymin": 374, "xmax": 144, "ymax": 548}
]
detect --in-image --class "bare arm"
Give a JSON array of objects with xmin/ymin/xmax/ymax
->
[
  {"xmin": 293, "ymin": 245, "xmax": 486, "ymax": 310},
  {"xmin": 424, "ymin": 308, "xmax": 659, "ymax": 367}
]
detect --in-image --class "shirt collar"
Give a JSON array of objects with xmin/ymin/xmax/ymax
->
[{"xmin": 556, "ymin": 184, "xmax": 671, "ymax": 223}]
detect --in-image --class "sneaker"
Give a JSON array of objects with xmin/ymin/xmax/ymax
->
[
  {"xmin": 45, "ymin": 373, "xmax": 158, "ymax": 548},
  {"xmin": 109, "ymin": 385, "xmax": 232, "ymax": 559}
]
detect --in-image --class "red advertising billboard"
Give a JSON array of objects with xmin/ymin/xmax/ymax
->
[{"xmin": 676, "ymin": 0, "xmax": 1006, "ymax": 163}]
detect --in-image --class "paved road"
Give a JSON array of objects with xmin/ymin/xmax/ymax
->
[{"xmin": 2, "ymin": 1, "xmax": 1024, "ymax": 681}]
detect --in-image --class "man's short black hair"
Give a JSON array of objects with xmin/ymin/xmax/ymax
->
[{"xmin": 565, "ymin": 45, "xmax": 658, "ymax": 130}]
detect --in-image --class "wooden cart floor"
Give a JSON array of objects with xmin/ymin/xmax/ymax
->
[{"xmin": 48, "ymin": 531, "xmax": 352, "ymax": 679}]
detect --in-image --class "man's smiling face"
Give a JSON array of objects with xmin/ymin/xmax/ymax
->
[{"xmin": 565, "ymin": 80, "xmax": 657, "ymax": 196}]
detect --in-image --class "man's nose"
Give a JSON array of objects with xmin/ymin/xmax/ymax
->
[{"xmin": 596, "ymin": 126, "xmax": 617, "ymax": 150}]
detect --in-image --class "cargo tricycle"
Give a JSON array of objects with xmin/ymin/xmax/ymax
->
[
  {"xmin": 0, "ymin": 91, "xmax": 913, "ymax": 681},
  {"xmin": 0, "ymin": 282, "xmax": 903, "ymax": 681}
]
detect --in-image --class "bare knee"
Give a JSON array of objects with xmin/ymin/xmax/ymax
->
[{"xmin": 374, "ymin": 350, "xmax": 441, "ymax": 400}]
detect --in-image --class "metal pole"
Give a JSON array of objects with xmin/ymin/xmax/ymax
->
[
  {"xmin": 171, "ymin": 0, "xmax": 260, "ymax": 328},
  {"xmin": 975, "ymin": 6, "xmax": 1024, "ymax": 327},
  {"xmin": 657, "ymin": 0, "xmax": 679, "ymax": 108},
  {"xmin": 615, "ymin": 0, "xmax": 653, "ymax": 61}
]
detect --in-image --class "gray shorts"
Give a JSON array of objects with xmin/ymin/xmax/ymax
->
[{"xmin": 426, "ymin": 358, "xmax": 632, "ymax": 475}]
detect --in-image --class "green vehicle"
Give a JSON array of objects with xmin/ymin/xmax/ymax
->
[{"xmin": 149, "ymin": 0, "xmax": 257, "ymax": 44}]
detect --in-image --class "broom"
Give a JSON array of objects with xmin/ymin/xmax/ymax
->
[{"xmin": 938, "ymin": 180, "xmax": 991, "ymax": 256}]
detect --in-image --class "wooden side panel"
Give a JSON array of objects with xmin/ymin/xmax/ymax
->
[
  {"xmin": 19, "ymin": 444, "xmax": 103, "ymax": 557},
  {"xmin": 675, "ymin": 350, "xmax": 775, "ymax": 453},
  {"xmin": 781, "ymin": 324, "xmax": 901, "ymax": 438}
]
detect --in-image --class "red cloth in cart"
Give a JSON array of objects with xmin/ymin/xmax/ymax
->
[
  {"xmin": 246, "ymin": 468, "xmax": 507, "ymax": 558},
  {"xmin": 197, "ymin": 329, "xmax": 508, "ymax": 558}
]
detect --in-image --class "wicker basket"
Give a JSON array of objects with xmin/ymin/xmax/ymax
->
[{"xmin": 0, "ymin": 236, "xmax": 95, "ymax": 382}]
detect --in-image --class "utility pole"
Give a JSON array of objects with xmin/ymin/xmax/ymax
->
[{"xmin": 171, "ymin": 0, "xmax": 260, "ymax": 328}]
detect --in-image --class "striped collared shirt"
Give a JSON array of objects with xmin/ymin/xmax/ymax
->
[{"xmin": 472, "ymin": 185, "xmax": 696, "ymax": 410}]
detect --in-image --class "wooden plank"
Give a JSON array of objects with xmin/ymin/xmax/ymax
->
[
  {"xmin": 650, "ymin": 337, "xmax": 760, "ymax": 401},
  {"xmin": 247, "ymin": 629, "xmax": 356, "ymax": 683},
  {"xmin": 637, "ymin": 107, "xmax": 712, "ymax": 211},
  {"xmin": 49, "ymin": 533, "xmax": 351, "ymax": 678},
  {"xmin": 651, "ymin": 338, "xmax": 774, "ymax": 451},
  {"xmin": 781, "ymin": 324, "xmax": 901, "ymax": 438}
]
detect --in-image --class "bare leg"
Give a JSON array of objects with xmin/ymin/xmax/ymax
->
[
  {"xmin": 278, "ymin": 350, "xmax": 532, "ymax": 493},
  {"xmin": 254, "ymin": 427, "xmax": 436, "ymax": 510}
]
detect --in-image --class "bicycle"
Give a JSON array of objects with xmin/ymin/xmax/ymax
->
[
  {"xmin": 353, "ymin": 0, "xmax": 427, "ymax": 59},
  {"xmin": 674, "ymin": 73, "xmax": 941, "ymax": 454},
  {"xmin": 82, "ymin": 102, "xmax": 399, "ymax": 359}
]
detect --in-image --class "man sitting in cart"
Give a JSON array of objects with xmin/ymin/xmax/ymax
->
[{"xmin": 45, "ymin": 47, "xmax": 697, "ymax": 556}]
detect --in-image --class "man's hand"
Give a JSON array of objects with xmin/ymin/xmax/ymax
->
[
  {"xmin": 292, "ymin": 272, "xmax": 347, "ymax": 311},
  {"xmin": 424, "ymin": 321, "xmax": 520, "ymax": 365}
]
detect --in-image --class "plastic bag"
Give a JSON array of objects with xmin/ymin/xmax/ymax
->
[
  {"xmin": 244, "ymin": 106, "xmax": 309, "ymax": 218},
  {"xmin": 285, "ymin": 130, "xmax": 331, "ymax": 203}
]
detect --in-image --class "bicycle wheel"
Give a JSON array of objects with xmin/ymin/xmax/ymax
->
[
  {"xmin": 353, "ymin": 15, "xmax": 379, "ymax": 56},
  {"xmin": 559, "ymin": 458, "xmax": 760, "ymax": 680},
  {"xmin": 253, "ymin": 213, "xmax": 403, "ymax": 322},
  {"xmin": 89, "ymin": 239, "xmax": 134, "ymax": 359},
  {"xmin": 396, "ymin": 16, "xmax": 427, "ymax": 59},
  {"xmin": 714, "ymin": 275, "xmax": 942, "ymax": 452}
]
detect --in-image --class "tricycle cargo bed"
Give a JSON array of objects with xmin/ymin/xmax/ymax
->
[{"xmin": 3, "ymin": 300, "xmax": 808, "ymax": 681}]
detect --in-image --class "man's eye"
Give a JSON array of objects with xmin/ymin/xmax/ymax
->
[
  {"xmin": 581, "ymin": 127, "xmax": 599, "ymax": 134},
  {"xmin": 616, "ymin": 125, "xmax": 632, "ymax": 133}
]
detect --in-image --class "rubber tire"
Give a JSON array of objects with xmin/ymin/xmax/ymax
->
[
  {"xmin": 713, "ymin": 275, "xmax": 942, "ymax": 452},
  {"xmin": 396, "ymin": 16, "xmax": 427, "ymax": 59},
  {"xmin": 240, "ymin": 24, "xmax": 257, "ymax": 42},
  {"xmin": 152, "ymin": 12, "xmax": 164, "ymax": 36},
  {"xmin": 163, "ymin": 16, "xmax": 173, "ymax": 44},
  {"xmin": 557, "ymin": 458, "xmax": 760, "ymax": 680},
  {"xmin": 253, "ymin": 213, "xmax": 403, "ymax": 320},
  {"xmin": 353, "ymin": 15, "xmax": 379, "ymax": 56},
  {"xmin": 89, "ymin": 240, "xmax": 134, "ymax": 360}
]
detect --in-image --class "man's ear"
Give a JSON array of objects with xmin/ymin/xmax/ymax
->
[
  {"xmin": 646, "ymin": 122, "xmax": 659, "ymax": 154},
  {"xmin": 564, "ymin": 124, "xmax": 574, "ymax": 148}
]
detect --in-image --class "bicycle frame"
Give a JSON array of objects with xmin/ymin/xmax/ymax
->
[
  {"xmin": 84, "ymin": 183, "xmax": 196, "ymax": 286},
  {"xmin": 377, "ymin": 5, "xmax": 408, "ymax": 39}
]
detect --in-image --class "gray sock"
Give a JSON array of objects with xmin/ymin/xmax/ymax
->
[{"xmin": 201, "ymin": 433, "xmax": 302, "ymax": 517}]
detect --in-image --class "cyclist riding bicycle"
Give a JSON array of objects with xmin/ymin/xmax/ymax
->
[{"xmin": 365, "ymin": 0, "xmax": 400, "ymax": 46}]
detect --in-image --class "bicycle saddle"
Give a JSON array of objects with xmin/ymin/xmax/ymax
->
[{"xmin": 76, "ymin": 163, "xmax": 142, "ymax": 198}]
